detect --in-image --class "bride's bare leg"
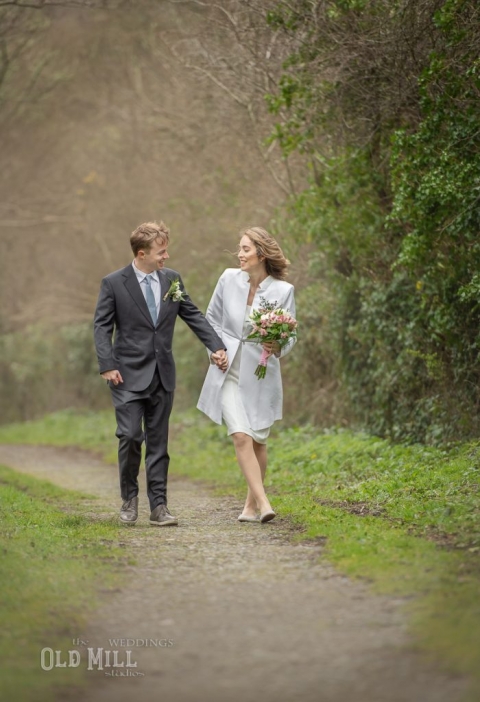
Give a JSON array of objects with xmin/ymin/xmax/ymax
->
[
  {"xmin": 231, "ymin": 433, "xmax": 272, "ymax": 515},
  {"xmin": 243, "ymin": 441, "xmax": 267, "ymax": 513}
]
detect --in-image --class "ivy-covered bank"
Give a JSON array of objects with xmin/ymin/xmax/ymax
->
[{"xmin": 267, "ymin": 0, "xmax": 480, "ymax": 442}]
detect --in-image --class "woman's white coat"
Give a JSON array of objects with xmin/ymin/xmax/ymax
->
[{"xmin": 197, "ymin": 268, "xmax": 296, "ymax": 430}]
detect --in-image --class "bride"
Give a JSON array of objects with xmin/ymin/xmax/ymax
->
[{"xmin": 197, "ymin": 227, "xmax": 297, "ymax": 523}]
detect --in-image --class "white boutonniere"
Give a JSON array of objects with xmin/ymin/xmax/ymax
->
[{"xmin": 163, "ymin": 278, "xmax": 186, "ymax": 302}]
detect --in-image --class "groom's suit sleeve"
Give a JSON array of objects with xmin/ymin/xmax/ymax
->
[
  {"xmin": 203, "ymin": 272, "xmax": 226, "ymax": 362},
  {"xmin": 204, "ymin": 272, "xmax": 224, "ymax": 339},
  {"xmin": 93, "ymin": 277, "xmax": 117, "ymax": 373},
  {"xmin": 176, "ymin": 275, "xmax": 225, "ymax": 354}
]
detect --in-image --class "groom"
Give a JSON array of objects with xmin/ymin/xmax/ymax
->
[{"xmin": 94, "ymin": 221, "xmax": 227, "ymax": 526}]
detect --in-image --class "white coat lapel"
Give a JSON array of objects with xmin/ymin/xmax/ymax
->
[
  {"xmin": 252, "ymin": 276, "xmax": 275, "ymax": 308},
  {"xmin": 232, "ymin": 272, "xmax": 250, "ymax": 338}
]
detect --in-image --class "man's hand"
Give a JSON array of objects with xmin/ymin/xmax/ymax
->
[
  {"xmin": 211, "ymin": 349, "xmax": 228, "ymax": 373},
  {"xmin": 101, "ymin": 370, "xmax": 124, "ymax": 386}
]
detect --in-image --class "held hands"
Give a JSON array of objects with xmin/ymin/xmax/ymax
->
[
  {"xmin": 101, "ymin": 370, "xmax": 124, "ymax": 386},
  {"xmin": 211, "ymin": 349, "xmax": 229, "ymax": 373},
  {"xmin": 103, "ymin": 352, "xmax": 229, "ymax": 384}
]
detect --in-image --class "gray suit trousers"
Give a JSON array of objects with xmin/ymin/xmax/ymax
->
[{"xmin": 110, "ymin": 369, "xmax": 174, "ymax": 510}]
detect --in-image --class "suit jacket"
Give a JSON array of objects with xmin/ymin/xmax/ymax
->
[
  {"xmin": 197, "ymin": 268, "xmax": 297, "ymax": 430},
  {"xmin": 93, "ymin": 264, "xmax": 224, "ymax": 393}
]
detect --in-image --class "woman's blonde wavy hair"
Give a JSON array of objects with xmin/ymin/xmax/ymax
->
[{"xmin": 240, "ymin": 227, "xmax": 290, "ymax": 281}]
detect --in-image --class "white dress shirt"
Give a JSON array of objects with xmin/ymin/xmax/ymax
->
[{"xmin": 132, "ymin": 261, "xmax": 161, "ymax": 317}]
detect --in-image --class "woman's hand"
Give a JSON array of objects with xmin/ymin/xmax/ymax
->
[
  {"xmin": 211, "ymin": 349, "xmax": 229, "ymax": 372},
  {"xmin": 261, "ymin": 340, "xmax": 281, "ymax": 358}
]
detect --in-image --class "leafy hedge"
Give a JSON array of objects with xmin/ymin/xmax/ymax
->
[{"xmin": 268, "ymin": 0, "xmax": 480, "ymax": 442}]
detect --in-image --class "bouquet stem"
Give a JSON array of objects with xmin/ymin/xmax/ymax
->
[{"xmin": 254, "ymin": 348, "xmax": 269, "ymax": 380}]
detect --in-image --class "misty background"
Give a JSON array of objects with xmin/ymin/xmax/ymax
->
[
  {"xmin": 0, "ymin": 0, "xmax": 302, "ymax": 422},
  {"xmin": 3, "ymin": 0, "xmax": 479, "ymax": 444}
]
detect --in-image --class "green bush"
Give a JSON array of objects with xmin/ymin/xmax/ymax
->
[
  {"xmin": 0, "ymin": 323, "xmax": 107, "ymax": 423},
  {"xmin": 268, "ymin": 0, "xmax": 480, "ymax": 442}
]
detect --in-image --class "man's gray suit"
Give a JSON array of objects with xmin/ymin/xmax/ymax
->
[{"xmin": 94, "ymin": 264, "xmax": 224, "ymax": 509}]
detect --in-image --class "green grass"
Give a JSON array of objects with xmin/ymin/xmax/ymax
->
[
  {"xmin": 172, "ymin": 412, "xmax": 480, "ymax": 545},
  {"xmin": 173, "ymin": 413, "xmax": 480, "ymax": 700},
  {"xmin": 0, "ymin": 408, "xmax": 479, "ymax": 699},
  {"xmin": 0, "ymin": 464, "xmax": 126, "ymax": 702},
  {"xmin": 0, "ymin": 408, "xmax": 118, "ymax": 464}
]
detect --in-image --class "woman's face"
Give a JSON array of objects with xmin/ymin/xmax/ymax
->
[{"xmin": 238, "ymin": 235, "xmax": 264, "ymax": 274}]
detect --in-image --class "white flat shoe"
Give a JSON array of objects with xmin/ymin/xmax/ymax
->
[
  {"xmin": 237, "ymin": 513, "xmax": 259, "ymax": 523},
  {"xmin": 260, "ymin": 510, "xmax": 276, "ymax": 523}
]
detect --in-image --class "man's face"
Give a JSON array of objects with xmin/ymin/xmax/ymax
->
[{"xmin": 138, "ymin": 237, "xmax": 169, "ymax": 272}]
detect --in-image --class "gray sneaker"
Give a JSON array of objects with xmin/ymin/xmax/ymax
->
[
  {"xmin": 149, "ymin": 504, "xmax": 178, "ymax": 526},
  {"xmin": 120, "ymin": 496, "xmax": 138, "ymax": 525}
]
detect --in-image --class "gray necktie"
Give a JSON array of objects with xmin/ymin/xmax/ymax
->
[{"xmin": 144, "ymin": 274, "xmax": 157, "ymax": 324}]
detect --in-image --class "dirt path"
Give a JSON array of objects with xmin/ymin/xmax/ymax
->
[{"xmin": 0, "ymin": 444, "xmax": 467, "ymax": 702}]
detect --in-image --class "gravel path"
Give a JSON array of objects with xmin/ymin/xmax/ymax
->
[{"xmin": 0, "ymin": 444, "xmax": 467, "ymax": 702}]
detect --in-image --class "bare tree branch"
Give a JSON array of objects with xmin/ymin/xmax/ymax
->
[
  {"xmin": 0, "ymin": 0, "xmax": 121, "ymax": 8},
  {"xmin": 0, "ymin": 215, "xmax": 84, "ymax": 225},
  {"xmin": 158, "ymin": 0, "xmax": 302, "ymax": 196},
  {"xmin": 166, "ymin": 0, "xmax": 238, "ymax": 30}
]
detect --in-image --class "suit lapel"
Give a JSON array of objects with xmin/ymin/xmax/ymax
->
[
  {"xmin": 156, "ymin": 270, "xmax": 172, "ymax": 326},
  {"xmin": 123, "ymin": 265, "xmax": 153, "ymax": 326}
]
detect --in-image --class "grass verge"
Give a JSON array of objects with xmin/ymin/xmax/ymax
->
[
  {"xmin": 0, "ymin": 464, "xmax": 125, "ymax": 702},
  {"xmin": 0, "ymin": 408, "xmax": 479, "ymax": 699},
  {"xmin": 0, "ymin": 408, "xmax": 118, "ymax": 464}
]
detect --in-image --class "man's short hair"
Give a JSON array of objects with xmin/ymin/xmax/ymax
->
[{"xmin": 130, "ymin": 221, "xmax": 170, "ymax": 256}]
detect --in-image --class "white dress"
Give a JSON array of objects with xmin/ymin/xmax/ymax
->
[{"xmin": 221, "ymin": 305, "xmax": 270, "ymax": 444}]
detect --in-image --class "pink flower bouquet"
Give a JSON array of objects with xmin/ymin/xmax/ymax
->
[{"xmin": 247, "ymin": 298, "xmax": 298, "ymax": 379}]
